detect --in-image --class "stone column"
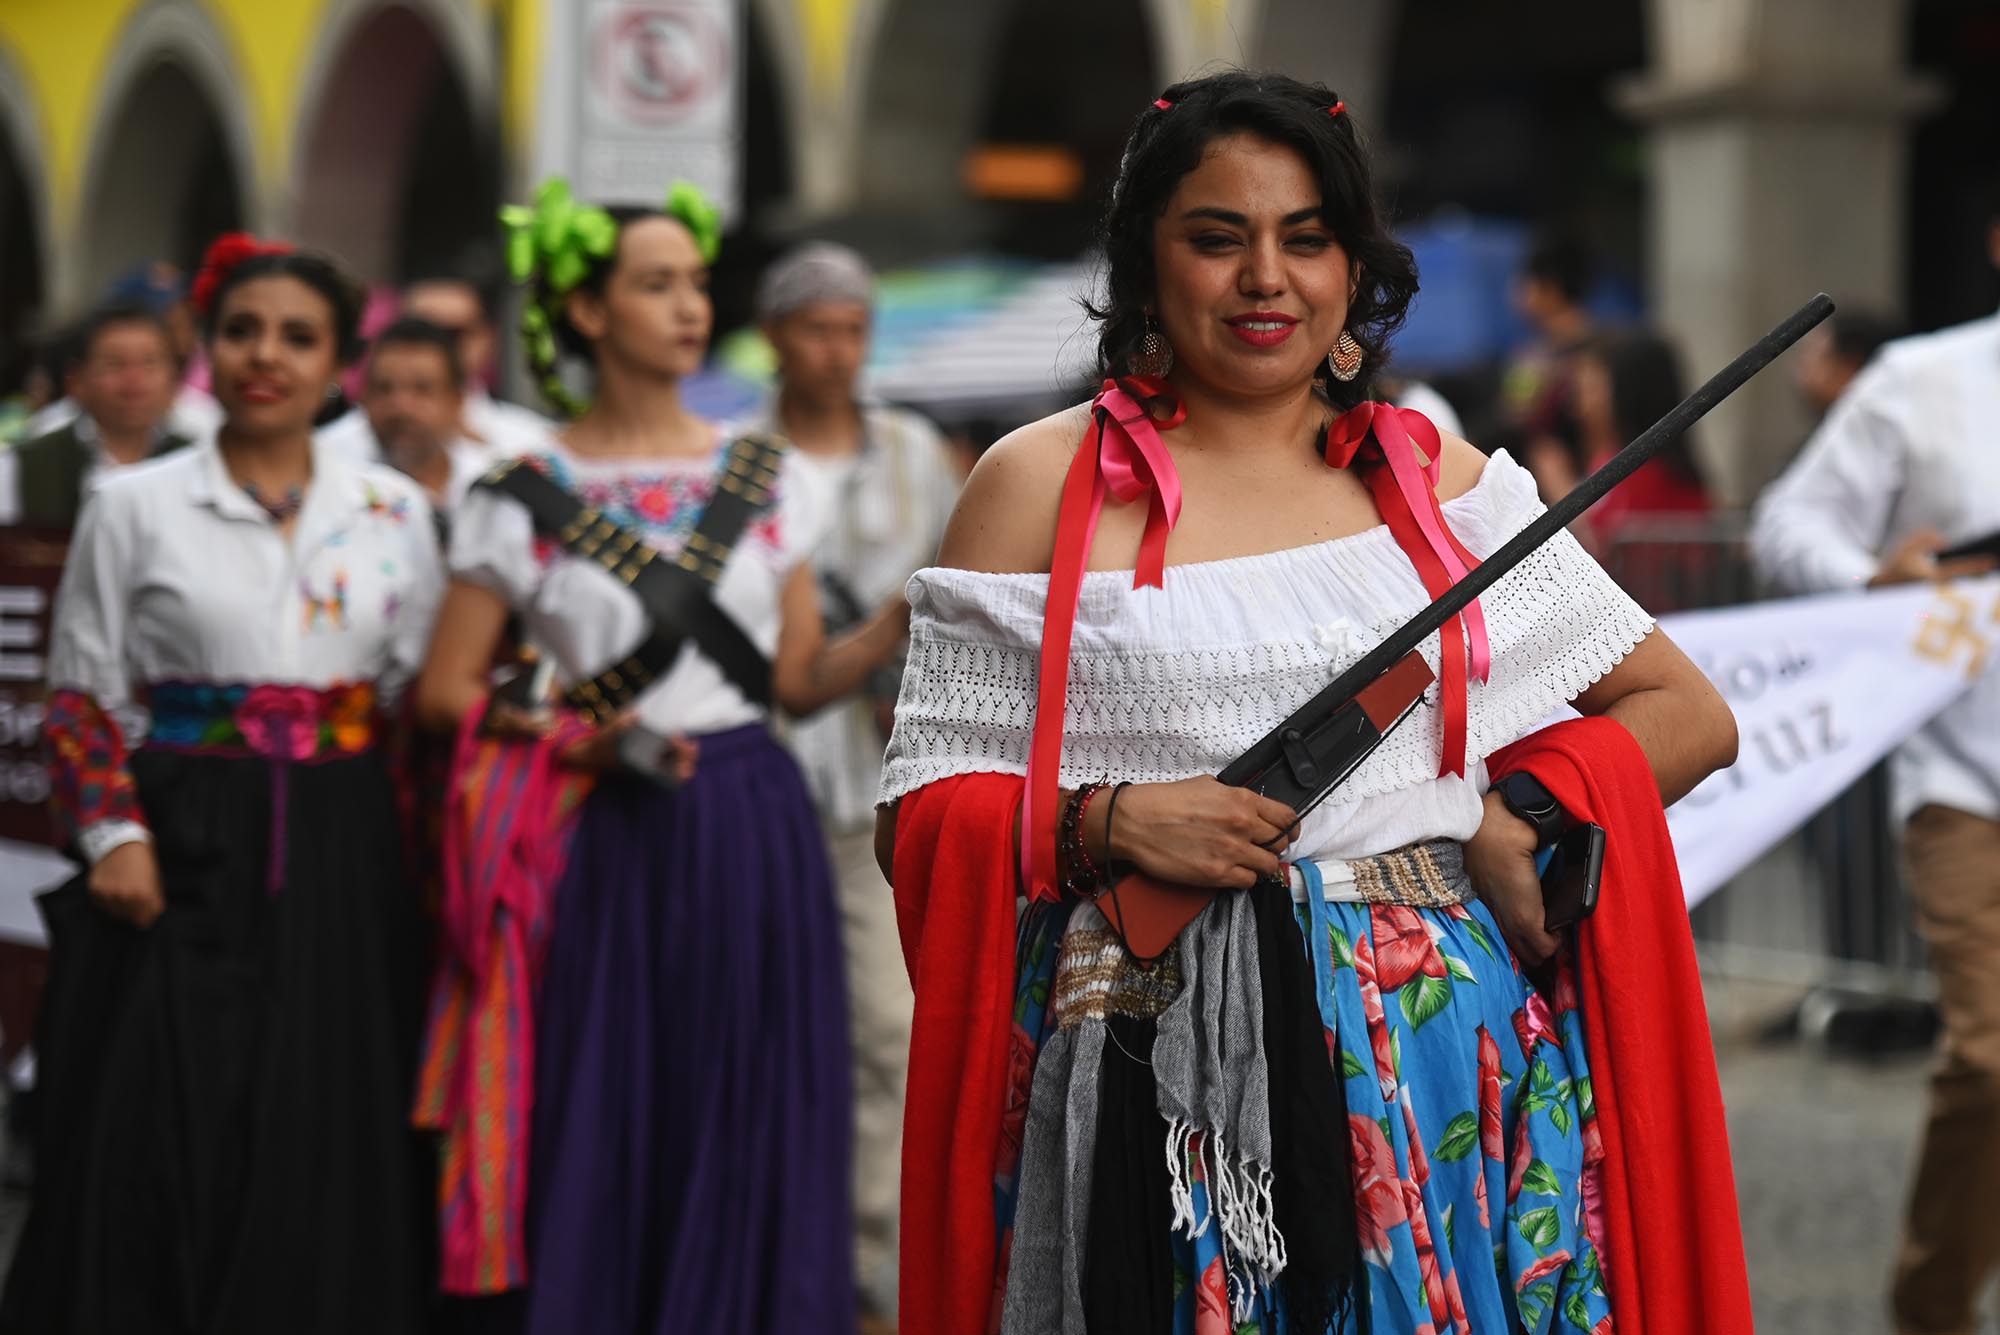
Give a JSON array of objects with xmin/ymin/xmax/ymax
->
[
  {"xmin": 1618, "ymin": 0, "xmax": 1940, "ymax": 505},
  {"xmin": 1145, "ymin": 0, "xmax": 1393, "ymax": 113}
]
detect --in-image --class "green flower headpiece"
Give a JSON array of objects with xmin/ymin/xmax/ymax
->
[{"xmin": 499, "ymin": 176, "xmax": 724, "ymax": 417}]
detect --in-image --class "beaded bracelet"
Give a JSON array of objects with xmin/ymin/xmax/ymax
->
[{"xmin": 1058, "ymin": 781, "xmax": 1106, "ymax": 897}]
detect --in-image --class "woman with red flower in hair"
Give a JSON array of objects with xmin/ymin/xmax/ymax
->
[{"xmin": 1, "ymin": 235, "xmax": 444, "ymax": 1335}]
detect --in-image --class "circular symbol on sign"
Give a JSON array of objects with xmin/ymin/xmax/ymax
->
[{"xmin": 597, "ymin": 7, "xmax": 725, "ymax": 126}]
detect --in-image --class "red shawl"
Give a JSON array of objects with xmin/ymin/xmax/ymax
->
[
  {"xmin": 894, "ymin": 772, "xmax": 1026, "ymax": 1335},
  {"xmin": 896, "ymin": 722, "xmax": 1756, "ymax": 1334},
  {"xmin": 1491, "ymin": 716, "xmax": 1755, "ymax": 1334}
]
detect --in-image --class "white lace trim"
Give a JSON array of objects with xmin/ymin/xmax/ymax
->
[{"xmin": 877, "ymin": 449, "xmax": 1655, "ymax": 808}]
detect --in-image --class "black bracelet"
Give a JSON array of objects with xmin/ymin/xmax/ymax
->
[{"xmin": 1103, "ymin": 781, "xmax": 1132, "ymax": 875}]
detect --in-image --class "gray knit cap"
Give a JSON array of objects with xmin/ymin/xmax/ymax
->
[{"xmin": 755, "ymin": 242, "xmax": 875, "ymax": 321}]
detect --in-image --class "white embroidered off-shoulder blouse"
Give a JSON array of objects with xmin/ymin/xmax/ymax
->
[{"xmin": 878, "ymin": 449, "xmax": 1653, "ymax": 863}]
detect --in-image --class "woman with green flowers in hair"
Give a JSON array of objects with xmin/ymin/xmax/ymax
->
[{"xmin": 414, "ymin": 179, "xmax": 905, "ymax": 1333}]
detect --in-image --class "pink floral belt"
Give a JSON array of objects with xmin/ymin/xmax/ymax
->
[{"xmin": 142, "ymin": 680, "xmax": 384, "ymax": 892}]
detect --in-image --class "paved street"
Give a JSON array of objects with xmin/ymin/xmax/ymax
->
[
  {"xmin": 0, "ymin": 974, "xmax": 1974, "ymax": 1332},
  {"xmin": 1708, "ymin": 974, "xmax": 1943, "ymax": 1334}
]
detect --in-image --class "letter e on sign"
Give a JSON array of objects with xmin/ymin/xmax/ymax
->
[{"xmin": 0, "ymin": 586, "xmax": 46, "ymax": 682}]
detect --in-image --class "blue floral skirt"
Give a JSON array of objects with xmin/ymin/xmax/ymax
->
[{"xmin": 999, "ymin": 863, "xmax": 1615, "ymax": 1335}]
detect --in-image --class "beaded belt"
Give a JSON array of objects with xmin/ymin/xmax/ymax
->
[
  {"xmin": 143, "ymin": 680, "xmax": 383, "ymax": 892},
  {"xmin": 1285, "ymin": 839, "xmax": 1475, "ymax": 908},
  {"xmin": 1050, "ymin": 909, "xmax": 1186, "ymax": 1031},
  {"xmin": 1046, "ymin": 840, "xmax": 1472, "ymax": 1032}
]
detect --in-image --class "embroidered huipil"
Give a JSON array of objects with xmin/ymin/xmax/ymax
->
[
  {"xmin": 448, "ymin": 438, "xmax": 835, "ymax": 740},
  {"xmin": 45, "ymin": 441, "xmax": 446, "ymax": 863}
]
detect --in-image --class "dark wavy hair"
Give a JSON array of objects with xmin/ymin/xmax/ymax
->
[
  {"xmin": 1088, "ymin": 70, "xmax": 1419, "ymax": 409},
  {"xmin": 1589, "ymin": 328, "xmax": 1706, "ymax": 491},
  {"xmin": 201, "ymin": 252, "xmax": 367, "ymax": 365}
]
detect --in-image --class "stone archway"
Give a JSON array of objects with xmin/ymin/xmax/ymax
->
[
  {"xmin": 292, "ymin": 3, "xmax": 499, "ymax": 282},
  {"xmin": 851, "ymin": 0, "xmax": 1161, "ymax": 253},
  {"xmin": 852, "ymin": 0, "xmax": 1019, "ymax": 214},
  {"xmin": 74, "ymin": 0, "xmax": 259, "ymax": 302},
  {"xmin": 79, "ymin": 59, "xmax": 246, "ymax": 292},
  {"xmin": 0, "ymin": 43, "xmax": 48, "ymax": 384},
  {"xmin": 974, "ymin": 0, "xmax": 1162, "ymax": 256}
]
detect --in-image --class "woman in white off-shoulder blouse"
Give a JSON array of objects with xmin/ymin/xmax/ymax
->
[{"xmin": 878, "ymin": 73, "xmax": 1738, "ymax": 1335}]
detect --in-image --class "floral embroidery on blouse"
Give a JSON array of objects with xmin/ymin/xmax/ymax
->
[
  {"xmin": 302, "ymin": 570, "xmax": 349, "ymax": 631},
  {"xmin": 521, "ymin": 450, "xmax": 785, "ymax": 569},
  {"xmin": 365, "ymin": 485, "xmax": 414, "ymax": 525},
  {"xmin": 44, "ymin": 688, "xmax": 146, "ymax": 842}
]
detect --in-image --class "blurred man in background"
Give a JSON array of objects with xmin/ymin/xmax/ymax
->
[
  {"xmin": 0, "ymin": 302, "xmax": 187, "ymax": 528},
  {"xmin": 740, "ymin": 241, "xmax": 961, "ymax": 1332},
  {"xmin": 20, "ymin": 263, "xmax": 221, "ymax": 444},
  {"xmin": 359, "ymin": 316, "xmax": 491, "ymax": 523},
  {"xmin": 321, "ymin": 275, "xmax": 549, "ymax": 464},
  {"xmin": 1794, "ymin": 307, "xmax": 1903, "ymax": 425},
  {"xmin": 1750, "ymin": 196, "xmax": 2000, "ymax": 1335}
]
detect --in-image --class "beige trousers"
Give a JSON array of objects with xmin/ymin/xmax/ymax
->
[
  {"xmin": 828, "ymin": 826, "xmax": 914, "ymax": 1318},
  {"xmin": 1894, "ymin": 804, "xmax": 2000, "ymax": 1335}
]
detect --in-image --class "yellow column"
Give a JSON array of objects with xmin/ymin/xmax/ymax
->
[
  {"xmin": 0, "ymin": 0, "xmax": 146, "ymax": 224},
  {"xmin": 799, "ymin": 0, "xmax": 858, "ymax": 101}
]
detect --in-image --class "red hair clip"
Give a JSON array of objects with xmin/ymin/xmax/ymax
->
[
  {"xmin": 191, "ymin": 232, "xmax": 295, "ymax": 315},
  {"xmin": 1153, "ymin": 98, "xmax": 1173, "ymax": 111},
  {"xmin": 1326, "ymin": 100, "xmax": 1347, "ymax": 118}
]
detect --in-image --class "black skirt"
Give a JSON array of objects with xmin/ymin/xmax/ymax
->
[{"xmin": 0, "ymin": 746, "xmax": 433, "ymax": 1334}]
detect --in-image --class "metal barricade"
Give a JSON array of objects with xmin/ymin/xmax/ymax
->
[{"xmin": 1601, "ymin": 515, "xmax": 1926, "ymax": 984}]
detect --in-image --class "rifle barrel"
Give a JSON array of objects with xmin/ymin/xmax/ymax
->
[{"xmin": 1219, "ymin": 291, "xmax": 1835, "ymax": 788}]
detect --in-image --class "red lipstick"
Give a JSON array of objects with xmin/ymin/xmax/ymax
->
[{"xmin": 1225, "ymin": 311, "xmax": 1300, "ymax": 348}]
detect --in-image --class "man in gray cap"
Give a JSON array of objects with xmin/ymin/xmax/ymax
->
[{"xmin": 742, "ymin": 241, "xmax": 960, "ymax": 1329}]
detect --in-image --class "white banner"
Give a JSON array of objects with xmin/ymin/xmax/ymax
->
[{"xmin": 1659, "ymin": 578, "xmax": 2000, "ymax": 906}]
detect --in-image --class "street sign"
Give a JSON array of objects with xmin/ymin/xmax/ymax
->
[{"xmin": 578, "ymin": 0, "xmax": 740, "ymax": 220}]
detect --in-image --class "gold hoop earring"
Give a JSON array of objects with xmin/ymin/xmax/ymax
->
[
  {"xmin": 1134, "ymin": 316, "xmax": 1174, "ymax": 378},
  {"xmin": 1327, "ymin": 329, "xmax": 1363, "ymax": 382}
]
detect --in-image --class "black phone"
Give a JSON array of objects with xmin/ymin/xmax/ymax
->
[
  {"xmin": 1938, "ymin": 530, "xmax": 2000, "ymax": 564},
  {"xmin": 1537, "ymin": 823, "xmax": 1605, "ymax": 931}
]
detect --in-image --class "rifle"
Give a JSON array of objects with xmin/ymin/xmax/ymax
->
[{"xmin": 1096, "ymin": 293, "xmax": 1836, "ymax": 959}]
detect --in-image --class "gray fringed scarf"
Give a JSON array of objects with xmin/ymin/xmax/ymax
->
[{"xmin": 1001, "ymin": 892, "xmax": 1278, "ymax": 1331}]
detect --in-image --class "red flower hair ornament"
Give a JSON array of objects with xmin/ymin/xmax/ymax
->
[{"xmin": 191, "ymin": 232, "xmax": 295, "ymax": 316}]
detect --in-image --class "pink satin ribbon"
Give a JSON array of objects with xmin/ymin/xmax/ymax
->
[
  {"xmin": 1326, "ymin": 401, "xmax": 1492, "ymax": 682},
  {"xmin": 1021, "ymin": 378, "xmax": 1183, "ymax": 898}
]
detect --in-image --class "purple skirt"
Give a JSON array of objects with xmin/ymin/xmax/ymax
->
[{"xmin": 518, "ymin": 724, "xmax": 855, "ymax": 1334}]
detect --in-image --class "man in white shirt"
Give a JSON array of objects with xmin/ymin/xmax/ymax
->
[
  {"xmin": 1750, "ymin": 212, "xmax": 2000, "ymax": 1335},
  {"xmin": 359, "ymin": 317, "xmax": 494, "ymax": 522},
  {"xmin": 741, "ymin": 242, "xmax": 960, "ymax": 1327},
  {"xmin": 320, "ymin": 276, "xmax": 550, "ymax": 466},
  {"xmin": 0, "ymin": 303, "xmax": 189, "ymax": 527},
  {"xmin": 22, "ymin": 264, "xmax": 223, "ymax": 445}
]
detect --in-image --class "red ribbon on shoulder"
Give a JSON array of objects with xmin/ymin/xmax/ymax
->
[
  {"xmin": 1021, "ymin": 377, "xmax": 1182, "ymax": 899},
  {"xmin": 1020, "ymin": 386, "xmax": 1488, "ymax": 901},
  {"xmin": 1324, "ymin": 400, "xmax": 1491, "ymax": 777}
]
